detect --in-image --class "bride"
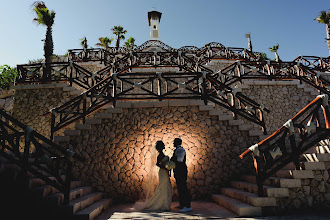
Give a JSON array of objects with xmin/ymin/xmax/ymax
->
[{"xmin": 143, "ymin": 140, "xmax": 174, "ymax": 211}]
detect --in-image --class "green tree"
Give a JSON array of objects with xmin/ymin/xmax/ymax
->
[
  {"xmin": 124, "ymin": 37, "xmax": 136, "ymax": 50},
  {"xmin": 32, "ymin": 1, "xmax": 55, "ymax": 80},
  {"xmin": 0, "ymin": 65, "xmax": 18, "ymax": 90},
  {"xmin": 96, "ymin": 37, "xmax": 114, "ymax": 50},
  {"xmin": 269, "ymin": 44, "xmax": 280, "ymax": 62},
  {"xmin": 245, "ymin": 32, "xmax": 253, "ymax": 52},
  {"xmin": 111, "ymin": 26, "xmax": 127, "ymax": 49},
  {"xmin": 315, "ymin": 10, "xmax": 330, "ymax": 55}
]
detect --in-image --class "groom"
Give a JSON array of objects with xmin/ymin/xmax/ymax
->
[{"xmin": 171, "ymin": 138, "xmax": 192, "ymax": 212}]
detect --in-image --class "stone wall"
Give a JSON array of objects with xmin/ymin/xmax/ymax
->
[
  {"xmin": 65, "ymin": 105, "xmax": 258, "ymax": 202},
  {"xmin": 277, "ymin": 168, "xmax": 330, "ymax": 212},
  {"xmin": 11, "ymin": 84, "xmax": 76, "ymax": 138}
]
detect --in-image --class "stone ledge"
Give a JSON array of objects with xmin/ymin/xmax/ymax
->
[{"xmin": 12, "ymin": 83, "xmax": 68, "ymax": 90}]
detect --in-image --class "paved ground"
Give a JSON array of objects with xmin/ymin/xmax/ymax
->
[{"xmin": 95, "ymin": 201, "xmax": 330, "ymax": 220}]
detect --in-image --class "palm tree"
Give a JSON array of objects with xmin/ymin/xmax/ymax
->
[
  {"xmin": 95, "ymin": 37, "xmax": 113, "ymax": 50},
  {"xmin": 80, "ymin": 37, "xmax": 88, "ymax": 50},
  {"xmin": 269, "ymin": 44, "xmax": 280, "ymax": 62},
  {"xmin": 124, "ymin": 37, "xmax": 136, "ymax": 50},
  {"xmin": 315, "ymin": 10, "xmax": 330, "ymax": 55},
  {"xmin": 32, "ymin": 1, "xmax": 55, "ymax": 80},
  {"xmin": 111, "ymin": 26, "xmax": 127, "ymax": 49},
  {"xmin": 245, "ymin": 32, "xmax": 253, "ymax": 52}
]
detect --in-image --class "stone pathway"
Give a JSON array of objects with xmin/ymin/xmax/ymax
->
[
  {"xmin": 95, "ymin": 201, "xmax": 237, "ymax": 219},
  {"xmin": 95, "ymin": 200, "xmax": 330, "ymax": 220}
]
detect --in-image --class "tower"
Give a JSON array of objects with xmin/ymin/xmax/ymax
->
[{"xmin": 148, "ymin": 10, "xmax": 162, "ymax": 41}]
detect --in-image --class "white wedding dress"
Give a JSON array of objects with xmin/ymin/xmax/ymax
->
[{"xmin": 143, "ymin": 156, "xmax": 172, "ymax": 211}]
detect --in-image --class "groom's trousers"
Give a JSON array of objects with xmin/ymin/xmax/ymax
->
[{"xmin": 176, "ymin": 174, "xmax": 191, "ymax": 208}]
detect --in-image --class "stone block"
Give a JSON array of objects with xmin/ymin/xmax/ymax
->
[
  {"xmin": 218, "ymin": 115, "xmax": 234, "ymax": 121},
  {"xmin": 75, "ymin": 124, "xmax": 92, "ymax": 130},
  {"xmin": 266, "ymin": 187, "xmax": 289, "ymax": 197},
  {"xmin": 212, "ymin": 194, "xmax": 262, "ymax": 216},
  {"xmin": 290, "ymin": 170, "xmax": 314, "ymax": 179},
  {"xmin": 63, "ymin": 86, "xmax": 76, "ymax": 92},
  {"xmin": 96, "ymin": 113, "xmax": 112, "ymax": 119},
  {"xmin": 249, "ymin": 130, "xmax": 263, "ymax": 136},
  {"xmin": 107, "ymin": 108, "xmax": 122, "ymax": 114},
  {"xmin": 229, "ymin": 119, "xmax": 244, "ymax": 126},
  {"xmin": 189, "ymin": 100, "xmax": 205, "ymax": 106},
  {"xmin": 238, "ymin": 124, "xmax": 252, "ymax": 131},
  {"xmin": 199, "ymin": 105, "xmax": 214, "ymax": 111},
  {"xmin": 64, "ymin": 130, "xmax": 81, "ymax": 136},
  {"xmin": 168, "ymin": 99, "xmax": 190, "ymax": 107},
  {"xmin": 304, "ymin": 162, "xmax": 326, "ymax": 170},
  {"xmin": 54, "ymin": 136, "xmax": 70, "ymax": 142},
  {"xmin": 279, "ymin": 179, "xmax": 302, "ymax": 188},
  {"xmin": 86, "ymin": 119, "xmax": 102, "ymax": 125},
  {"xmin": 131, "ymin": 101, "xmax": 154, "ymax": 108},
  {"xmin": 116, "ymin": 102, "xmax": 132, "ymax": 108},
  {"xmin": 208, "ymin": 110, "xmax": 223, "ymax": 116},
  {"xmin": 153, "ymin": 100, "xmax": 169, "ymax": 107}
]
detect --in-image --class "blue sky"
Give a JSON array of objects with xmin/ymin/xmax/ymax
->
[{"xmin": 1, "ymin": 0, "xmax": 329, "ymax": 66}]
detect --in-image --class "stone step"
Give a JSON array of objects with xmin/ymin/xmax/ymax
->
[
  {"xmin": 273, "ymin": 170, "xmax": 292, "ymax": 178},
  {"xmin": 96, "ymin": 113, "xmax": 113, "ymax": 119},
  {"xmin": 47, "ymin": 186, "xmax": 93, "ymax": 205},
  {"xmin": 238, "ymin": 124, "xmax": 252, "ymax": 131},
  {"xmin": 31, "ymin": 180, "xmax": 82, "ymax": 198},
  {"xmin": 199, "ymin": 105, "xmax": 214, "ymax": 111},
  {"xmin": 75, "ymin": 124, "xmax": 92, "ymax": 130},
  {"xmin": 229, "ymin": 119, "xmax": 244, "ymax": 126},
  {"xmin": 304, "ymin": 153, "xmax": 330, "ymax": 162},
  {"xmin": 208, "ymin": 109, "xmax": 223, "ymax": 116},
  {"xmin": 289, "ymin": 170, "xmax": 314, "ymax": 179},
  {"xmin": 75, "ymin": 198, "xmax": 112, "ymax": 220},
  {"xmin": 100, "ymin": 103, "xmax": 113, "ymax": 109},
  {"xmin": 28, "ymin": 175, "xmax": 68, "ymax": 188},
  {"xmin": 63, "ymin": 86, "xmax": 77, "ymax": 92},
  {"xmin": 218, "ymin": 115, "xmax": 233, "ymax": 121},
  {"xmin": 70, "ymin": 90, "xmax": 82, "ymax": 96},
  {"xmin": 249, "ymin": 130, "xmax": 263, "ymax": 136},
  {"xmin": 66, "ymin": 192, "xmax": 104, "ymax": 214},
  {"xmin": 106, "ymin": 108, "xmax": 122, "ymax": 114},
  {"xmin": 303, "ymin": 162, "xmax": 327, "ymax": 170},
  {"xmin": 54, "ymin": 136, "xmax": 70, "ymax": 142},
  {"xmin": 230, "ymin": 181, "xmax": 289, "ymax": 197},
  {"xmin": 64, "ymin": 129, "xmax": 81, "ymax": 136},
  {"xmin": 220, "ymin": 188, "xmax": 276, "ymax": 207},
  {"xmin": 212, "ymin": 194, "xmax": 262, "ymax": 217},
  {"xmin": 86, "ymin": 118, "xmax": 102, "ymax": 125}
]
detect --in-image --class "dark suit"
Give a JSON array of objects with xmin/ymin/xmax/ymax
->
[{"xmin": 171, "ymin": 146, "xmax": 191, "ymax": 208}]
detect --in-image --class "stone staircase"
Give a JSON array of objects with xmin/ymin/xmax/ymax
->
[
  {"xmin": 0, "ymin": 155, "xmax": 112, "ymax": 220},
  {"xmin": 212, "ymin": 144, "xmax": 330, "ymax": 217}
]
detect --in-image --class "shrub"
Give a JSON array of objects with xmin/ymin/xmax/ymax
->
[{"xmin": 0, "ymin": 65, "xmax": 18, "ymax": 90}]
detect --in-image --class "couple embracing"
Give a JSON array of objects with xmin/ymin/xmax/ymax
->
[{"xmin": 144, "ymin": 138, "xmax": 192, "ymax": 212}]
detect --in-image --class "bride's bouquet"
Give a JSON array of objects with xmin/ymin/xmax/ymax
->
[{"xmin": 164, "ymin": 161, "xmax": 176, "ymax": 170}]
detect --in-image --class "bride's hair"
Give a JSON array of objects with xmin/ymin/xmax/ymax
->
[{"xmin": 155, "ymin": 140, "xmax": 165, "ymax": 151}]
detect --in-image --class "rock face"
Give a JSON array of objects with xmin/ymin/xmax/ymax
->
[
  {"xmin": 277, "ymin": 169, "xmax": 330, "ymax": 212},
  {"xmin": 66, "ymin": 106, "xmax": 257, "ymax": 202},
  {"xmin": 11, "ymin": 87, "xmax": 76, "ymax": 139}
]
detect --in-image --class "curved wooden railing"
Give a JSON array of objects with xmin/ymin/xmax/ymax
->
[
  {"xmin": 239, "ymin": 94, "xmax": 330, "ymax": 196},
  {"xmin": 45, "ymin": 69, "xmax": 269, "ymax": 140},
  {"xmin": 0, "ymin": 109, "xmax": 85, "ymax": 205}
]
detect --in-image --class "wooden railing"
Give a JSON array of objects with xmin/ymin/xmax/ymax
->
[
  {"xmin": 0, "ymin": 109, "xmax": 85, "ymax": 205},
  {"xmin": 218, "ymin": 60, "xmax": 330, "ymax": 95},
  {"xmin": 293, "ymin": 55, "xmax": 330, "ymax": 72},
  {"xmin": 45, "ymin": 70, "xmax": 269, "ymax": 140},
  {"xmin": 239, "ymin": 94, "xmax": 330, "ymax": 196}
]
